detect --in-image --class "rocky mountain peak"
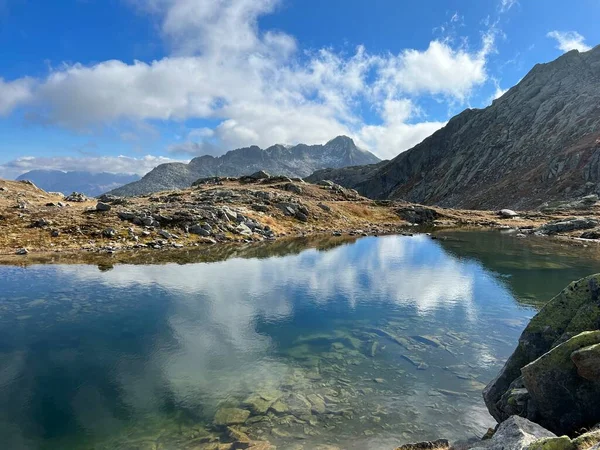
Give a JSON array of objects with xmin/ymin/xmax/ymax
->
[{"xmin": 108, "ymin": 137, "xmax": 380, "ymax": 197}]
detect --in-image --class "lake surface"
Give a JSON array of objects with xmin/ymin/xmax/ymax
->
[{"xmin": 2, "ymin": 231, "xmax": 600, "ymax": 450}]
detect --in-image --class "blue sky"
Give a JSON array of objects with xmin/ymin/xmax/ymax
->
[{"xmin": 0, "ymin": 0, "xmax": 597, "ymax": 177}]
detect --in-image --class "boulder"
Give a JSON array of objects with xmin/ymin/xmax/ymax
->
[
  {"xmin": 397, "ymin": 206, "xmax": 439, "ymax": 225},
  {"xmin": 235, "ymin": 223, "xmax": 253, "ymax": 237},
  {"xmin": 581, "ymin": 231, "xmax": 600, "ymax": 240},
  {"xmin": 96, "ymin": 202, "xmax": 112, "ymax": 212},
  {"xmin": 189, "ymin": 225, "xmax": 212, "ymax": 237},
  {"xmin": 571, "ymin": 343, "xmax": 600, "ymax": 381},
  {"xmin": 283, "ymin": 183, "xmax": 303, "ymax": 194},
  {"xmin": 521, "ymin": 331, "xmax": 600, "ymax": 435},
  {"xmin": 469, "ymin": 416, "xmax": 556, "ymax": 450},
  {"xmin": 65, "ymin": 192, "xmax": 87, "ymax": 202},
  {"xmin": 536, "ymin": 218, "xmax": 598, "ymax": 235},
  {"xmin": 248, "ymin": 170, "xmax": 271, "ymax": 180},
  {"xmin": 499, "ymin": 209, "xmax": 519, "ymax": 218},
  {"xmin": 484, "ymin": 274, "xmax": 600, "ymax": 426}
]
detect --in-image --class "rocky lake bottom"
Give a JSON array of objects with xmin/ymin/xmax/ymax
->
[{"xmin": 2, "ymin": 231, "xmax": 600, "ymax": 450}]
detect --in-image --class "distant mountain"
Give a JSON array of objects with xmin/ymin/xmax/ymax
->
[
  {"xmin": 17, "ymin": 170, "xmax": 140, "ymax": 197},
  {"xmin": 108, "ymin": 136, "xmax": 380, "ymax": 197},
  {"xmin": 312, "ymin": 46, "xmax": 600, "ymax": 210}
]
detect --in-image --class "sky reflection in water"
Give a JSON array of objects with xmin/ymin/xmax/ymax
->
[{"xmin": 1, "ymin": 233, "xmax": 599, "ymax": 450}]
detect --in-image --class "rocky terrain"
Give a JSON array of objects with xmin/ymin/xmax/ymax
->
[
  {"xmin": 308, "ymin": 46, "xmax": 600, "ymax": 211},
  {"xmin": 108, "ymin": 136, "xmax": 380, "ymax": 197},
  {"xmin": 16, "ymin": 169, "xmax": 139, "ymax": 197},
  {"xmin": 4, "ymin": 176, "xmax": 600, "ymax": 261}
]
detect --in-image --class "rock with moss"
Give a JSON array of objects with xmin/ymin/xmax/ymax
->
[
  {"xmin": 484, "ymin": 274, "xmax": 600, "ymax": 424},
  {"xmin": 572, "ymin": 427, "xmax": 600, "ymax": 450},
  {"xmin": 521, "ymin": 331, "xmax": 600, "ymax": 435},
  {"xmin": 571, "ymin": 343, "xmax": 600, "ymax": 381},
  {"xmin": 527, "ymin": 436, "xmax": 573, "ymax": 450}
]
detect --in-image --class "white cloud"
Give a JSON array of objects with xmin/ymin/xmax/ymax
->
[
  {"xmin": 547, "ymin": 31, "xmax": 591, "ymax": 53},
  {"xmin": 499, "ymin": 0, "xmax": 518, "ymax": 13},
  {"xmin": 375, "ymin": 40, "xmax": 490, "ymax": 101},
  {"xmin": 0, "ymin": 155, "xmax": 184, "ymax": 179},
  {"xmin": 0, "ymin": 77, "xmax": 33, "ymax": 115},
  {"xmin": 357, "ymin": 99, "xmax": 445, "ymax": 159},
  {"xmin": 0, "ymin": 0, "xmax": 497, "ymax": 160}
]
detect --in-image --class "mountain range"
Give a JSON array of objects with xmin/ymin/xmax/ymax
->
[
  {"xmin": 309, "ymin": 46, "xmax": 600, "ymax": 210},
  {"xmin": 16, "ymin": 170, "xmax": 140, "ymax": 197},
  {"xmin": 108, "ymin": 136, "xmax": 380, "ymax": 197}
]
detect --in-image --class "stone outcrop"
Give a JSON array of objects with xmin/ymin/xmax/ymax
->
[{"xmin": 483, "ymin": 274, "xmax": 600, "ymax": 435}]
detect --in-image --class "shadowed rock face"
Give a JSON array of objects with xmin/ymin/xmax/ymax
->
[
  {"xmin": 108, "ymin": 136, "xmax": 380, "ymax": 197},
  {"xmin": 483, "ymin": 274, "xmax": 600, "ymax": 435},
  {"xmin": 325, "ymin": 46, "xmax": 600, "ymax": 210}
]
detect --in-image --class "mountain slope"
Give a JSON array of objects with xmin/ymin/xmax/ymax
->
[
  {"xmin": 351, "ymin": 46, "xmax": 600, "ymax": 210},
  {"xmin": 108, "ymin": 136, "xmax": 380, "ymax": 196},
  {"xmin": 305, "ymin": 161, "xmax": 388, "ymax": 187},
  {"xmin": 16, "ymin": 170, "xmax": 139, "ymax": 197}
]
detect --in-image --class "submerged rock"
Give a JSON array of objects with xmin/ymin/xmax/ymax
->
[{"xmin": 213, "ymin": 408, "xmax": 251, "ymax": 426}]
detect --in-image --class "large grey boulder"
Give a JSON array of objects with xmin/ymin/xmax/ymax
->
[
  {"xmin": 469, "ymin": 416, "xmax": 556, "ymax": 450},
  {"xmin": 521, "ymin": 331, "xmax": 600, "ymax": 435},
  {"xmin": 483, "ymin": 274, "xmax": 600, "ymax": 428}
]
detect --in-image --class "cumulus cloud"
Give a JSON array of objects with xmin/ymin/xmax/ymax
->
[
  {"xmin": 0, "ymin": 0, "xmax": 497, "ymax": 159},
  {"xmin": 547, "ymin": 31, "xmax": 591, "ymax": 53},
  {"xmin": 0, "ymin": 77, "xmax": 33, "ymax": 115},
  {"xmin": 0, "ymin": 155, "xmax": 184, "ymax": 179}
]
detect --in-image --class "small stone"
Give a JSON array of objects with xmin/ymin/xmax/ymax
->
[
  {"xmin": 103, "ymin": 228, "xmax": 117, "ymax": 238},
  {"xmin": 159, "ymin": 230, "xmax": 173, "ymax": 239}
]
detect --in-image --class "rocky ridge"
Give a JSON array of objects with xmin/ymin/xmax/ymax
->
[
  {"xmin": 308, "ymin": 46, "xmax": 600, "ymax": 211},
  {"xmin": 108, "ymin": 136, "xmax": 380, "ymax": 197}
]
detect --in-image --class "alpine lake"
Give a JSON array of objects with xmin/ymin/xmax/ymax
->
[{"xmin": 2, "ymin": 230, "xmax": 600, "ymax": 450}]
